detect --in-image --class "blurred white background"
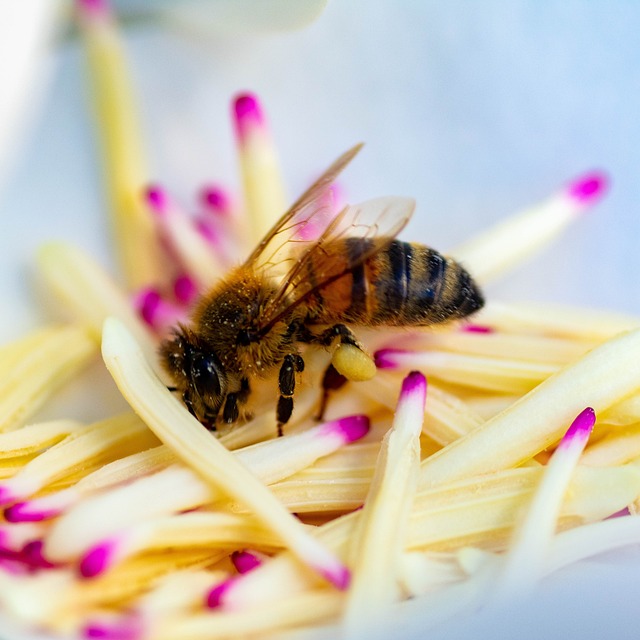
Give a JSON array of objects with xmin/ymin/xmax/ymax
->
[
  {"xmin": 2, "ymin": 0, "xmax": 640, "ymax": 341},
  {"xmin": 1, "ymin": 3, "xmax": 640, "ymax": 637}
]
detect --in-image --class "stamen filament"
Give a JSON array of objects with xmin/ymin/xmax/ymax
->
[
  {"xmin": 233, "ymin": 93, "xmax": 287, "ymax": 243},
  {"xmin": 76, "ymin": 0, "xmax": 162, "ymax": 288}
]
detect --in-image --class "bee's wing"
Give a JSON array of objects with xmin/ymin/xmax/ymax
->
[
  {"xmin": 243, "ymin": 144, "xmax": 364, "ymax": 281},
  {"xmin": 255, "ymin": 195, "xmax": 416, "ymax": 334}
]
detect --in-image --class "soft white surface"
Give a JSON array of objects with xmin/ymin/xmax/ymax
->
[{"xmin": 1, "ymin": 1, "xmax": 640, "ymax": 639}]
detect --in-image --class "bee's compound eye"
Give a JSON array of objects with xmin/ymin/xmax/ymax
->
[{"xmin": 191, "ymin": 353, "xmax": 225, "ymax": 398}]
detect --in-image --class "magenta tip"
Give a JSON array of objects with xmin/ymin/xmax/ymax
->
[
  {"xmin": 173, "ymin": 274, "xmax": 198, "ymax": 305},
  {"xmin": 322, "ymin": 415, "xmax": 370, "ymax": 444},
  {"xmin": 463, "ymin": 324, "xmax": 494, "ymax": 334},
  {"xmin": 567, "ymin": 171, "xmax": 609, "ymax": 206},
  {"xmin": 201, "ymin": 186, "xmax": 231, "ymax": 214},
  {"xmin": 83, "ymin": 617, "xmax": 142, "ymax": 640},
  {"xmin": 206, "ymin": 578, "xmax": 236, "ymax": 609},
  {"xmin": 4, "ymin": 502, "xmax": 56, "ymax": 523},
  {"xmin": 21, "ymin": 540, "xmax": 56, "ymax": 570},
  {"xmin": 561, "ymin": 406, "xmax": 596, "ymax": 444},
  {"xmin": 606, "ymin": 507, "xmax": 631, "ymax": 520},
  {"xmin": 135, "ymin": 288, "xmax": 161, "ymax": 327},
  {"xmin": 317, "ymin": 563, "xmax": 351, "ymax": 590},
  {"xmin": 400, "ymin": 371, "xmax": 427, "ymax": 396},
  {"xmin": 231, "ymin": 550, "xmax": 262, "ymax": 574},
  {"xmin": 144, "ymin": 185, "xmax": 168, "ymax": 214},
  {"xmin": 373, "ymin": 348, "xmax": 403, "ymax": 370},
  {"xmin": 80, "ymin": 541, "xmax": 115, "ymax": 579},
  {"xmin": 233, "ymin": 93, "xmax": 265, "ymax": 141}
]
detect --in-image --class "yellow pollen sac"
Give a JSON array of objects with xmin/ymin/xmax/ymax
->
[{"xmin": 332, "ymin": 344, "xmax": 377, "ymax": 381}]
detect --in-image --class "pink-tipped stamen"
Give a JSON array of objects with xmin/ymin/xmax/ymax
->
[
  {"xmin": 373, "ymin": 348, "xmax": 406, "ymax": 370},
  {"xmin": 201, "ymin": 185, "xmax": 232, "ymax": 217},
  {"xmin": 319, "ymin": 415, "xmax": 370, "ymax": 445},
  {"xmin": 144, "ymin": 185, "xmax": 169, "ymax": 216},
  {"xmin": 607, "ymin": 507, "xmax": 631, "ymax": 520},
  {"xmin": 133, "ymin": 288, "xmax": 188, "ymax": 332},
  {"xmin": 134, "ymin": 288, "xmax": 161, "ymax": 327},
  {"xmin": 233, "ymin": 93, "xmax": 265, "ymax": 143},
  {"xmin": 462, "ymin": 324, "xmax": 494, "ymax": 334},
  {"xmin": 231, "ymin": 550, "xmax": 263, "ymax": 574},
  {"xmin": 557, "ymin": 407, "xmax": 596, "ymax": 450},
  {"xmin": 206, "ymin": 577, "xmax": 237, "ymax": 609},
  {"xmin": 400, "ymin": 370, "xmax": 427, "ymax": 399},
  {"xmin": 566, "ymin": 171, "xmax": 609, "ymax": 207},
  {"xmin": 20, "ymin": 540, "xmax": 57, "ymax": 570},
  {"xmin": 173, "ymin": 274, "xmax": 198, "ymax": 305},
  {"xmin": 83, "ymin": 616, "xmax": 143, "ymax": 640},
  {"xmin": 4, "ymin": 502, "xmax": 61, "ymax": 523},
  {"xmin": 80, "ymin": 539, "xmax": 120, "ymax": 579},
  {"xmin": 315, "ymin": 562, "xmax": 351, "ymax": 591}
]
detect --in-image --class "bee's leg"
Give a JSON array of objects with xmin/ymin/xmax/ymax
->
[
  {"xmin": 316, "ymin": 324, "xmax": 375, "ymax": 410},
  {"xmin": 276, "ymin": 354, "xmax": 305, "ymax": 436},
  {"xmin": 316, "ymin": 364, "xmax": 347, "ymax": 421},
  {"xmin": 317, "ymin": 323, "xmax": 359, "ymax": 348},
  {"xmin": 235, "ymin": 377, "xmax": 254, "ymax": 422}
]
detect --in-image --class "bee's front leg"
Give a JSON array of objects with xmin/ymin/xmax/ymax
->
[
  {"xmin": 222, "ymin": 378, "xmax": 252, "ymax": 425},
  {"xmin": 276, "ymin": 354, "xmax": 305, "ymax": 436},
  {"xmin": 316, "ymin": 364, "xmax": 347, "ymax": 421}
]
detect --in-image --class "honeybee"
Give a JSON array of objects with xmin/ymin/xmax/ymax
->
[{"xmin": 160, "ymin": 144, "xmax": 484, "ymax": 434}]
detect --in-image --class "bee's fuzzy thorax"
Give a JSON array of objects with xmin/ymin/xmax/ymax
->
[{"xmin": 192, "ymin": 267, "xmax": 293, "ymax": 375}]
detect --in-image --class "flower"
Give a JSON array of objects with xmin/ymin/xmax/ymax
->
[{"xmin": 2, "ymin": 2, "xmax": 640, "ymax": 640}]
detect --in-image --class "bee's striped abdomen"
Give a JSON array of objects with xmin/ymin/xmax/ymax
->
[{"xmin": 308, "ymin": 238, "xmax": 483, "ymax": 327}]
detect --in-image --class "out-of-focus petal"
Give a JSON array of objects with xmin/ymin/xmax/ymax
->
[{"xmin": 0, "ymin": 1, "xmax": 65, "ymax": 199}]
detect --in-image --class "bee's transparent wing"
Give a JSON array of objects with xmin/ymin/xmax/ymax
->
[
  {"xmin": 255, "ymin": 195, "xmax": 416, "ymax": 334},
  {"xmin": 243, "ymin": 144, "xmax": 363, "ymax": 282}
]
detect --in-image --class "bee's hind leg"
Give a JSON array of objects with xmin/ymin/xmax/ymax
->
[
  {"xmin": 276, "ymin": 354, "xmax": 304, "ymax": 436},
  {"xmin": 316, "ymin": 323, "xmax": 359, "ymax": 348},
  {"xmin": 303, "ymin": 324, "xmax": 375, "ymax": 421},
  {"xmin": 318, "ymin": 324, "xmax": 377, "ymax": 384},
  {"xmin": 222, "ymin": 378, "xmax": 252, "ymax": 426},
  {"xmin": 316, "ymin": 364, "xmax": 347, "ymax": 421}
]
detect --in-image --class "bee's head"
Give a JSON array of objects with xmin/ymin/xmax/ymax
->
[{"xmin": 159, "ymin": 326, "xmax": 228, "ymax": 421}]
